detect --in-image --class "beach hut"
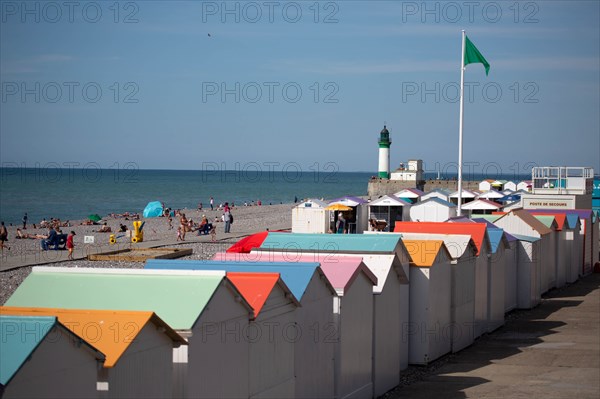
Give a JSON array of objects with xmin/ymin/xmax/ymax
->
[
  {"xmin": 517, "ymin": 181, "xmax": 532, "ymax": 192},
  {"xmin": 394, "ymin": 221, "xmax": 492, "ymax": 337},
  {"xmin": 399, "ymin": 232, "xmax": 477, "ymax": 353},
  {"xmin": 529, "ymin": 213, "xmax": 568, "ymax": 289},
  {"xmin": 421, "ymin": 188, "xmax": 452, "ymax": 203},
  {"xmin": 491, "ymin": 180, "xmax": 507, "ymax": 191},
  {"xmin": 240, "ymin": 233, "xmax": 411, "ymax": 397},
  {"xmin": 483, "ymin": 227, "xmax": 509, "ymax": 332},
  {"xmin": 564, "ymin": 214, "xmax": 582, "ymax": 283},
  {"xmin": 461, "ymin": 199, "xmax": 502, "ymax": 215},
  {"xmin": 328, "ymin": 196, "xmax": 369, "ymax": 233},
  {"xmin": 5, "ymin": 267, "xmax": 255, "ymax": 399},
  {"xmin": 493, "ymin": 210, "xmax": 554, "ymax": 295},
  {"xmin": 409, "ymin": 198, "xmax": 457, "ymax": 222},
  {"xmin": 477, "ymin": 190, "xmax": 505, "ymax": 202},
  {"xmin": 402, "ymin": 240, "xmax": 452, "ymax": 364},
  {"xmin": 449, "ymin": 189, "xmax": 478, "ymax": 206},
  {"xmin": 510, "ymin": 234, "xmax": 542, "ymax": 309},
  {"xmin": 474, "ymin": 219, "xmax": 519, "ymax": 313},
  {"xmin": 148, "ymin": 258, "xmax": 335, "ymax": 399},
  {"xmin": 0, "ymin": 315, "xmax": 104, "ymax": 399},
  {"xmin": 367, "ymin": 195, "xmax": 411, "ymax": 232},
  {"xmin": 0, "ymin": 307, "xmax": 186, "ymax": 399},
  {"xmin": 504, "ymin": 181, "xmax": 517, "ymax": 192},
  {"xmin": 479, "ymin": 179, "xmax": 494, "ymax": 192},
  {"xmin": 292, "ymin": 198, "xmax": 329, "ymax": 234},
  {"xmin": 393, "ymin": 188, "xmax": 424, "ymax": 204}
]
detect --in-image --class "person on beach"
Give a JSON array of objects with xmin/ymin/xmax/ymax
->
[
  {"xmin": 336, "ymin": 213, "xmax": 346, "ymax": 234},
  {"xmin": 179, "ymin": 213, "xmax": 188, "ymax": 240},
  {"xmin": 0, "ymin": 222, "xmax": 9, "ymax": 251},
  {"xmin": 167, "ymin": 216, "xmax": 173, "ymax": 230},
  {"xmin": 210, "ymin": 224, "xmax": 217, "ymax": 242},
  {"xmin": 223, "ymin": 203, "xmax": 231, "ymax": 233},
  {"xmin": 176, "ymin": 227, "xmax": 183, "ymax": 241},
  {"xmin": 66, "ymin": 231, "xmax": 75, "ymax": 260},
  {"xmin": 210, "ymin": 197, "xmax": 214, "ymax": 210},
  {"xmin": 22, "ymin": 213, "xmax": 28, "ymax": 229},
  {"xmin": 198, "ymin": 202, "xmax": 203, "ymax": 211},
  {"xmin": 98, "ymin": 223, "xmax": 112, "ymax": 233}
]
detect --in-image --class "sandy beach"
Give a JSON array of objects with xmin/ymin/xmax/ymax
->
[{"xmin": 0, "ymin": 203, "xmax": 293, "ymax": 305}]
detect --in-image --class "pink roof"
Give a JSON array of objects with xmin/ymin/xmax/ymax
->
[{"xmin": 319, "ymin": 259, "xmax": 377, "ymax": 295}]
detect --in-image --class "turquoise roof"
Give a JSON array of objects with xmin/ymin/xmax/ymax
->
[
  {"xmin": 5, "ymin": 269, "xmax": 225, "ymax": 330},
  {"xmin": 510, "ymin": 234, "xmax": 541, "ymax": 243},
  {"xmin": 260, "ymin": 232, "xmax": 403, "ymax": 253},
  {"xmin": 486, "ymin": 229, "xmax": 505, "ymax": 254},
  {"xmin": 418, "ymin": 198, "xmax": 456, "ymax": 207},
  {"xmin": 146, "ymin": 260, "xmax": 321, "ymax": 302},
  {"xmin": 0, "ymin": 316, "xmax": 57, "ymax": 386}
]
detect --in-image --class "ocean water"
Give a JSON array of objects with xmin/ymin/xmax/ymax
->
[
  {"xmin": 0, "ymin": 168, "xmax": 372, "ymax": 224},
  {"xmin": 0, "ymin": 168, "xmax": 529, "ymax": 225}
]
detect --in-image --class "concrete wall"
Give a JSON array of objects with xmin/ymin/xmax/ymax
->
[{"xmin": 368, "ymin": 179, "xmax": 480, "ymax": 198}]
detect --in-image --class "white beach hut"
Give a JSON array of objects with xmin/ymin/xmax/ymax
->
[
  {"xmin": 504, "ymin": 181, "xmax": 517, "ymax": 191},
  {"xmin": 449, "ymin": 189, "xmax": 478, "ymax": 206},
  {"xmin": 0, "ymin": 315, "xmax": 104, "ymax": 399},
  {"xmin": 564, "ymin": 214, "xmax": 582, "ymax": 283},
  {"xmin": 421, "ymin": 189, "xmax": 452, "ymax": 203},
  {"xmin": 409, "ymin": 198, "xmax": 457, "ymax": 222},
  {"xmin": 292, "ymin": 198, "xmax": 329, "ymax": 233},
  {"xmin": 208, "ymin": 255, "xmax": 338, "ymax": 399},
  {"xmin": 399, "ymin": 232, "xmax": 477, "ymax": 353},
  {"xmin": 511, "ymin": 234, "xmax": 542, "ymax": 309},
  {"xmin": 368, "ymin": 194, "xmax": 411, "ymax": 232},
  {"xmin": 479, "ymin": 179, "xmax": 494, "ymax": 192},
  {"xmin": 517, "ymin": 181, "xmax": 532, "ymax": 192},
  {"xmin": 402, "ymin": 240, "xmax": 453, "ymax": 364}
]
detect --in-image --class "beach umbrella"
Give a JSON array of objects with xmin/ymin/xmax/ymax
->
[
  {"xmin": 325, "ymin": 204, "xmax": 353, "ymax": 211},
  {"xmin": 143, "ymin": 201, "xmax": 163, "ymax": 218},
  {"xmin": 88, "ymin": 214, "xmax": 102, "ymax": 222}
]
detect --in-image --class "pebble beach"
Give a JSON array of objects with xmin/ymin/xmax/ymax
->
[{"xmin": 0, "ymin": 203, "xmax": 294, "ymax": 305}]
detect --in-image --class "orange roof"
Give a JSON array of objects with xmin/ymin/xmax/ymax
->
[
  {"xmin": 0, "ymin": 307, "xmax": 186, "ymax": 368},
  {"xmin": 226, "ymin": 272, "xmax": 283, "ymax": 317},
  {"xmin": 402, "ymin": 240, "xmax": 449, "ymax": 267},
  {"xmin": 394, "ymin": 221, "xmax": 489, "ymax": 256}
]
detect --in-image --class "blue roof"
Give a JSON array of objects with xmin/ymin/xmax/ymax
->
[
  {"xmin": 1, "ymin": 315, "xmax": 57, "ymax": 386},
  {"xmin": 473, "ymin": 218, "xmax": 506, "ymax": 253},
  {"xmin": 565, "ymin": 213, "xmax": 580, "ymax": 229},
  {"xmin": 145, "ymin": 259, "xmax": 320, "ymax": 302},
  {"xmin": 418, "ymin": 197, "xmax": 456, "ymax": 207},
  {"xmin": 260, "ymin": 232, "xmax": 403, "ymax": 253}
]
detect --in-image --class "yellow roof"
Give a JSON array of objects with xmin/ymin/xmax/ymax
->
[
  {"xmin": 0, "ymin": 307, "xmax": 186, "ymax": 368},
  {"xmin": 401, "ymin": 240, "xmax": 448, "ymax": 267}
]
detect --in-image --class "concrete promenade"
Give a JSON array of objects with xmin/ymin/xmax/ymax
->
[{"xmin": 389, "ymin": 272, "xmax": 600, "ymax": 399}]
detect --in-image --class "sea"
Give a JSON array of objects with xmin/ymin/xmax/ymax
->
[{"xmin": 0, "ymin": 168, "xmax": 530, "ymax": 225}]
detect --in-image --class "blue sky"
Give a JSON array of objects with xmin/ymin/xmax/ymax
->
[{"xmin": 1, "ymin": 0, "xmax": 599, "ymax": 175}]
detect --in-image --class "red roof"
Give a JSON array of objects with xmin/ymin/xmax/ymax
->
[
  {"xmin": 226, "ymin": 231, "xmax": 269, "ymax": 253},
  {"xmin": 226, "ymin": 272, "xmax": 280, "ymax": 317},
  {"xmin": 394, "ymin": 221, "xmax": 488, "ymax": 256}
]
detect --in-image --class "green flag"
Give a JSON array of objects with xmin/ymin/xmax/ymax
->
[{"xmin": 464, "ymin": 35, "xmax": 490, "ymax": 75}]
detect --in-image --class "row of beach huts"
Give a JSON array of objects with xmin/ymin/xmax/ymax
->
[{"xmin": 1, "ymin": 206, "xmax": 599, "ymax": 398}]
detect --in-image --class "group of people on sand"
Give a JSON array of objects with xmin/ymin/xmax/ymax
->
[{"xmin": 176, "ymin": 213, "xmax": 217, "ymax": 242}]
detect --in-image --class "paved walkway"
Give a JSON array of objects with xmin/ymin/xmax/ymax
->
[{"xmin": 389, "ymin": 273, "xmax": 600, "ymax": 399}]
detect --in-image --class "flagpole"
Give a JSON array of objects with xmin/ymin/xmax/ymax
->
[{"xmin": 457, "ymin": 29, "xmax": 466, "ymax": 216}]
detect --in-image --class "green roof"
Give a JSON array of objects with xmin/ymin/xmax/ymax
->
[
  {"xmin": 5, "ymin": 268, "xmax": 226, "ymax": 330},
  {"xmin": 261, "ymin": 232, "xmax": 403, "ymax": 253},
  {"xmin": 532, "ymin": 215, "xmax": 556, "ymax": 228},
  {"xmin": 473, "ymin": 214, "xmax": 501, "ymax": 223}
]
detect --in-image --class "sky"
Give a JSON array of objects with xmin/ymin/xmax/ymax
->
[{"xmin": 1, "ymin": 0, "xmax": 599, "ymax": 176}]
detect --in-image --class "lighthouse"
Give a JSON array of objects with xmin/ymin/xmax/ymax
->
[{"xmin": 378, "ymin": 125, "xmax": 391, "ymax": 179}]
